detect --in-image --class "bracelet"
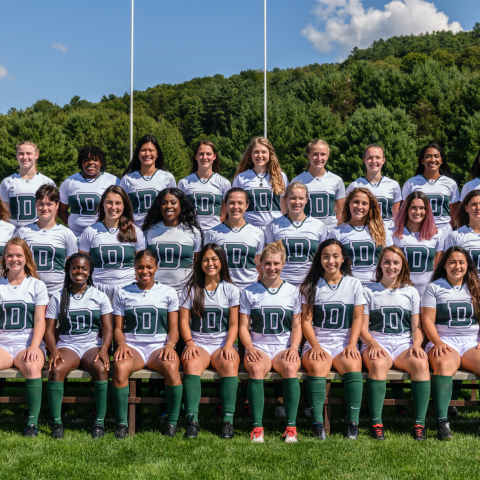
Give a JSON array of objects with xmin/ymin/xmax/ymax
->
[
  {"xmin": 370, "ymin": 341, "xmax": 378, "ymax": 347},
  {"xmin": 186, "ymin": 339, "xmax": 194, "ymax": 344},
  {"xmin": 166, "ymin": 342, "xmax": 176, "ymax": 349}
]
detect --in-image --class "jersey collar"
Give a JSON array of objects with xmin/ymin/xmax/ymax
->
[
  {"xmin": 285, "ymin": 214, "xmax": 308, "ymax": 229},
  {"xmin": 421, "ymin": 174, "xmax": 442, "ymax": 185},
  {"xmin": 259, "ymin": 280, "xmax": 284, "ymax": 295},
  {"xmin": 445, "ymin": 277, "xmax": 465, "ymax": 290},
  {"xmin": 81, "ymin": 172, "xmax": 103, "ymax": 183},
  {"xmin": 71, "ymin": 285, "xmax": 90, "ymax": 300},
  {"xmin": 205, "ymin": 280, "xmax": 221, "ymax": 297},
  {"xmin": 348, "ymin": 223, "xmax": 366, "ymax": 232},
  {"xmin": 224, "ymin": 221, "xmax": 248, "ymax": 233},
  {"xmin": 195, "ymin": 172, "xmax": 214, "ymax": 184},
  {"xmin": 139, "ymin": 169, "xmax": 158, "ymax": 181},
  {"xmin": 363, "ymin": 175, "xmax": 383, "ymax": 187},
  {"xmin": 324, "ymin": 276, "xmax": 344, "ymax": 290},
  {"xmin": 102, "ymin": 221, "xmax": 119, "ymax": 234}
]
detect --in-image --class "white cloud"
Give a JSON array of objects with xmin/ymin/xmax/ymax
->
[
  {"xmin": 52, "ymin": 43, "xmax": 68, "ymax": 53},
  {"xmin": 302, "ymin": 0, "xmax": 463, "ymax": 60},
  {"xmin": 0, "ymin": 65, "xmax": 14, "ymax": 79}
]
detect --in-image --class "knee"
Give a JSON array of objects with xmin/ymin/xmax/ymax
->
[
  {"xmin": 22, "ymin": 361, "xmax": 43, "ymax": 379},
  {"xmin": 90, "ymin": 361, "xmax": 107, "ymax": 380},
  {"xmin": 281, "ymin": 363, "xmax": 299, "ymax": 378},
  {"xmin": 248, "ymin": 362, "xmax": 266, "ymax": 378},
  {"xmin": 113, "ymin": 361, "xmax": 130, "ymax": 382}
]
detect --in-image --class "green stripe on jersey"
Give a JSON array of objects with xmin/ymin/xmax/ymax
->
[
  {"xmin": 369, "ymin": 308, "xmax": 412, "ymax": 334},
  {"xmin": 312, "ymin": 303, "xmax": 354, "ymax": 330},
  {"xmin": 124, "ymin": 307, "xmax": 168, "ymax": 335},
  {"xmin": 436, "ymin": 302, "xmax": 479, "ymax": 327},
  {"xmin": 128, "ymin": 190, "xmax": 158, "ymax": 215},
  {"xmin": 224, "ymin": 244, "xmax": 257, "ymax": 270},
  {"xmin": 343, "ymin": 242, "xmax": 382, "ymax": 269},
  {"xmin": 376, "ymin": 197, "xmax": 393, "ymax": 220},
  {"xmin": 187, "ymin": 193, "xmax": 223, "ymax": 217},
  {"xmin": 191, "ymin": 307, "xmax": 230, "ymax": 334},
  {"xmin": 0, "ymin": 302, "xmax": 35, "ymax": 330},
  {"xmin": 10, "ymin": 195, "xmax": 36, "ymax": 222},
  {"xmin": 147, "ymin": 243, "xmax": 194, "ymax": 269},
  {"xmin": 68, "ymin": 193, "xmax": 101, "ymax": 216},
  {"xmin": 426, "ymin": 194, "xmax": 451, "ymax": 218},
  {"xmin": 306, "ymin": 192, "xmax": 335, "ymax": 219},
  {"xmin": 91, "ymin": 245, "xmax": 135, "ymax": 270},
  {"xmin": 32, "ymin": 246, "xmax": 67, "ymax": 273},
  {"xmin": 282, "ymin": 239, "xmax": 320, "ymax": 264},
  {"xmin": 403, "ymin": 246, "xmax": 435, "ymax": 274},
  {"xmin": 251, "ymin": 307, "xmax": 293, "ymax": 335},
  {"xmin": 57, "ymin": 309, "xmax": 102, "ymax": 336},
  {"xmin": 246, "ymin": 189, "xmax": 282, "ymax": 213}
]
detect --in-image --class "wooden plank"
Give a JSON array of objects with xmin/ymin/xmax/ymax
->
[
  {"xmin": 324, "ymin": 381, "xmax": 331, "ymax": 435},
  {"xmin": 62, "ymin": 397, "xmax": 95, "ymax": 403},
  {"xmin": 0, "ymin": 397, "xmax": 27, "ymax": 403},
  {"xmin": 128, "ymin": 380, "xmax": 136, "ymax": 436}
]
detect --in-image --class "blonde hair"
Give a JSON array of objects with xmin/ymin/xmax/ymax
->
[
  {"xmin": 234, "ymin": 137, "xmax": 285, "ymax": 195},
  {"xmin": 342, "ymin": 187, "xmax": 386, "ymax": 247},
  {"xmin": 306, "ymin": 139, "xmax": 330, "ymax": 156},
  {"xmin": 1, "ymin": 238, "xmax": 40, "ymax": 279},
  {"xmin": 284, "ymin": 182, "xmax": 308, "ymax": 199},
  {"xmin": 260, "ymin": 240, "xmax": 286, "ymax": 263},
  {"xmin": 16, "ymin": 141, "xmax": 39, "ymax": 156}
]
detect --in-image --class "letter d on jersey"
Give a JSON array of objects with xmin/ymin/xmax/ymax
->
[{"xmin": 262, "ymin": 307, "xmax": 285, "ymax": 335}]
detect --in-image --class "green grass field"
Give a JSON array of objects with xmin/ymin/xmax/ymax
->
[{"xmin": 1, "ymin": 380, "xmax": 480, "ymax": 480}]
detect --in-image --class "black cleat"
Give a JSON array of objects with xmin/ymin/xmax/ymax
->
[
  {"xmin": 24, "ymin": 423, "xmax": 38, "ymax": 438},
  {"xmin": 242, "ymin": 405, "xmax": 251, "ymax": 419},
  {"xmin": 448, "ymin": 405, "xmax": 459, "ymax": 418},
  {"xmin": 221, "ymin": 421, "xmax": 234, "ymax": 439},
  {"xmin": 115, "ymin": 424, "xmax": 128, "ymax": 439},
  {"xmin": 184, "ymin": 420, "xmax": 200, "ymax": 438},
  {"xmin": 346, "ymin": 421, "xmax": 359, "ymax": 440},
  {"xmin": 437, "ymin": 419, "xmax": 453, "ymax": 440},
  {"xmin": 52, "ymin": 423, "xmax": 64, "ymax": 439},
  {"xmin": 370, "ymin": 424, "xmax": 385, "ymax": 440},
  {"xmin": 163, "ymin": 424, "xmax": 178, "ymax": 437},
  {"xmin": 311, "ymin": 423, "xmax": 326, "ymax": 440},
  {"xmin": 413, "ymin": 424, "xmax": 426, "ymax": 441},
  {"xmin": 91, "ymin": 424, "xmax": 105, "ymax": 439}
]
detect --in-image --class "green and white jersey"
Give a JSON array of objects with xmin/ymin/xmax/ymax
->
[
  {"xmin": 178, "ymin": 173, "xmax": 231, "ymax": 231},
  {"xmin": 0, "ymin": 173, "xmax": 55, "ymax": 228},
  {"xmin": 15, "ymin": 223, "xmax": 78, "ymax": 295},
  {"xmin": 113, "ymin": 282, "xmax": 179, "ymax": 344},
  {"xmin": 393, "ymin": 227, "xmax": 444, "ymax": 297},
  {"xmin": 180, "ymin": 281, "xmax": 240, "ymax": 342},
  {"xmin": 302, "ymin": 276, "xmax": 365, "ymax": 342},
  {"xmin": 0, "ymin": 220, "xmax": 16, "ymax": 257},
  {"xmin": 232, "ymin": 169, "xmax": 289, "ymax": 229},
  {"xmin": 291, "ymin": 170, "xmax": 345, "ymax": 228},
  {"xmin": 460, "ymin": 178, "xmax": 480, "ymax": 202},
  {"xmin": 264, "ymin": 215, "xmax": 327, "ymax": 285},
  {"xmin": 0, "ymin": 276, "xmax": 49, "ymax": 343},
  {"xmin": 145, "ymin": 222, "xmax": 202, "ymax": 295},
  {"xmin": 422, "ymin": 278, "xmax": 479, "ymax": 337},
  {"xmin": 240, "ymin": 281, "xmax": 302, "ymax": 346},
  {"xmin": 363, "ymin": 282, "xmax": 420, "ymax": 341},
  {"xmin": 120, "ymin": 170, "xmax": 176, "ymax": 227},
  {"xmin": 204, "ymin": 222, "xmax": 264, "ymax": 290},
  {"xmin": 327, "ymin": 224, "xmax": 393, "ymax": 285},
  {"xmin": 47, "ymin": 286, "xmax": 112, "ymax": 344},
  {"xmin": 79, "ymin": 222, "xmax": 146, "ymax": 284},
  {"xmin": 445, "ymin": 226, "xmax": 480, "ymax": 274},
  {"xmin": 346, "ymin": 176, "xmax": 402, "ymax": 228},
  {"xmin": 59, "ymin": 172, "xmax": 121, "ymax": 236},
  {"xmin": 402, "ymin": 175, "xmax": 459, "ymax": 227}
]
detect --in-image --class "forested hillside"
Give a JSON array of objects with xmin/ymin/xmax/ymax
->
[{"xmin": 2, "ymin": 26, "xmax": 480, "ymax": 188}]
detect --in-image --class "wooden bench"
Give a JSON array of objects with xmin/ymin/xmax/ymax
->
[{"xmin": 0, "ymin": 367, "xmax": 478, "ymax": 435}]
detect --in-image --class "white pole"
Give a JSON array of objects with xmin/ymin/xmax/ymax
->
[
  {"xmin": 263, "ymin": 0, "xmax": 267, "ymax": 138},
  {"xmin": 130, "ymin": 0, "xmax": 134, "ymax": 160}
]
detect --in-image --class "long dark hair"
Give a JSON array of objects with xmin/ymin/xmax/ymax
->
[
  {"xmin": 98, "ymin": 185, "xmax": 137, "ymax": 243},
  {"xmin": 77, "ymin": 146, "xmax": 107, "ymax": 172},
  {"xmin": 431, "ymin": 246, "xmax": 480, "ymax": 318},
  {"xmin": 190, "ymin": 140, "xmax": 220, "ymax": 174},
  {"xmin": 415, "ymin": 143, "xmax": 453, "ymax": 178},
  {"xmin": 300, "ymin": 239, "xmax": 352, "ymax": 315},
  {"xmin": 121, "ymin": 135, "xmax": 166, "ymax": 178},
  {"xmin": 456, "ymin": 190, "xmax": 480, "ymax": 228},
  {"xmin": 184, "ymin": 243, "xmax": 233, "ymax": 318},
  {"xmin": 57, "ymin": 253, "xmax": 95, "ymax": 331},
  {"xmin": 469, "ymin": 150, "xmax": 480, "ymax": 180}
]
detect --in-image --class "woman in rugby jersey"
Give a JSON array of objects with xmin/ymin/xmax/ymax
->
[
  {"xmin": 44, "ymin": 253, "xmax": 113, "ymax": 439},
  {"xmin": 392, "ymin": 191, "xmax": 444, "ymax": 297},
  {"xmin": 59, "ymin": 146, "xmax": 120, "ymax": 238},
  {"xmin": 204, "ymin": 188, "xmax": 264, "ymax": 291},
  {"xmin": 291, "ymin": 139, "xmax": 345, "ymax": 230},
  {"xmin": 327, "ymin": 187, "xmax": 393, "ymax": 286},
  {"xmin": 179, "ymin": 243, "xmax": 240, "ymax": 440},
  {"xmin": 402, "ymin": 144, "xmax": 459, "ymax": 240},
  {"xmin": 143, "ymin": 188, "xmax": 203, "ymax": 296},
  {"xmin": 361, "ymin": 246, "xmax": 430, "ymax": 441},
  {"xmin": 120, "ymin": 135, "xmax": 176, "ymax": 228},
  {"xmin": 422, "ymin": 246, "xmax": 480, "ymax": 440},
  {"xmin": 16, "ymin": 185, "xmax": 78, "ymax": 297},
  {"xmin": 112, "ymin": 249, "xmax": 181, "ymax": 439},
  {"xmin": 0, "ymin": 200, "xmax": 16, "ymax": 256},
  {"xmin": 459, "ymin": 150, "xmax": 480, "ymax": 201},
  {"xmin": 265, "ymin": 182, "xmax": 327, "ymax": 287},
  {"xmin": 79, "ymin": 185, "xmax": 146, "ymax": 302},
  {"xmin": 0, "ymin": 141, "xmax": 55, "ymax": 228},
  {"xmin": 300, "ymin": 239, "xmax": 365, "ymax": 441},
  {"xmin": 239, "ymin": 241, "xmax": 302, "ymax": 444},
  {"xmin": 178, "ymin": 140, "xmax": 231, "ymax": 232},
  {"xmin": 0, "ymin": 238, "xmax": 49, "ymax": 437},
  {"xmin": 345, "ymin": 144, "xmax": 402, "ymax": 230},
  {"xmin": 232, "ymin": 137, "xmax": 289, "ymax": 231}
]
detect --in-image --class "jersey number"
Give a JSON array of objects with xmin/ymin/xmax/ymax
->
[
  {"xmin": 155, "ymin": 243, "xmax": 181, "ymax": 270},
  {"xmin": 321, "ymin": 302, "xmax": 346, "ymax": 330},
  {"xmin": 1, "ymin": 301, "xmax": 27, "ymax": 331},
  {"xmin": 137, "ymin": 190, "xmax": 157, "ymax": 214},
  {"xmin": 68, "ymin": 309, "xmax": 93, "ymax": 335},
  {"xmin": 286, "ymin": 238, "xmax": 311, "ymax": 264},
  {"xmin": 381, "ymin": 307, "xmax": 405, "ymax": 334},
  {"xmin": 134, "ymin": 307, "xmax": 158, "ymax": 335},
  {"xmin": 32, "ymin": 245, "xmax": 55, "ymax": 272},
  {"xmin": 404, "ymin": 246, "xmax": 429, "ymax": 274},
  {"xmin": 448, "ymin": 301, "xmax": 474, "ymax": 328},
  {"xmin": 194, "ymin": 193, "xmax": 215, "ymax": 216},
  {"xmin": 350, "ymin": 241, "xmax": 375, "ymax": 267},
  {"xmin": 224, "ymin": 243, "xmax": 248, "ymax": 269},
  {"xmin": 100, "ymin": 245, "xmax": 125, "ymax": 269},
  {"xmin": 77, "ymin": 193, "xmax": 100, "ymax": 216},
  {"xmin": 262, "ymin": 307, "xmax": 285, "ymax": 335}
]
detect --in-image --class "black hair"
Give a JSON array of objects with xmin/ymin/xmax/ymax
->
[
  {"xmin": 135, "ymin": 248, "xmax": 159, "ymax": 264},
  {"xmin": 121, "ymin": 135, "xmax": 166, "ymax": 178},
  {"xmin": 469, "ymin": 150, "xmax": 480, "ymax": 180},
  {"xmin": 77, "ymin": 146, "xmax": 107, "ymax": 172},
  {"xmin": 415, "ymin": 143, "xmax": 452, "ymax": 178},
  {"xmin": 35, "ymin": 184, "xmax": 60, "ymax": 203}
]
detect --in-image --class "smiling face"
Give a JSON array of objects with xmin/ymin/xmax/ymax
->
[
  {"xmin": 445, "ymin": 251, "xmax": 468, "ymax": 283},
  {"xmin": 135, "ymin": 254, "xmax": 158, "ymax": 287},
  {"xmin": 201, "ymin": 248, "xmax": 222, "ymax": 278},
  {"xmin": 160, "ymin": 193, "xmax": 181, "ymax": 223},
  {"xmin": 226, "ymin": 191, "xmax": 248, "ymax": 220},
  {"xmin": 421, "ymin": 148, "xmax": 442, "ymax": 174},
  {"xmin": 286, "ymin": 187, "xmax": 308, "ymax": 215},
  {"xmin": 4, "ymin": 244, "xmax": 26, "ymax": 274},
  {"xmin": 465, "ymin": 195, "xmax": 480, "ymax": 221},
  {"xmin": 262, "ymin": 253, "xmax": 284, "ymax": 281},
  {"xmin": 308, "ymin": 144, "xmax": 329, "ymax": 171},
  {"xmin": 251, "ymin": 142, "xmax": 270, "ymax": 169},
  {"xmin": 138, "ymin": 142, "xmax": 158, "ymax": 168},
  {"xmin": 320, "ymin": 244, "xmax": 344, "ymax": 276},
  {"xmin": 16, "ymin": 144, "xmax": 38, "ymax": 170},
  {"xmin": 103, "ymin": 193, "xmax": 124, "ymax": 221},
  {"xmin": 349, "ymin": 192, "xmax": 370, "ymax": 222},
  {"xmin": 380, "ymin": 251, "xmax": 403, "ymax": 282},
  {"xmin": 364, "ymin": 147, "xmax": 385, "ymax": 175},
  {"xmin": 36, "ymin": 196, "xmax": 59, "ymax": 223},
  {"xmin": 407, "ymin": 198, "xmax": 427, "ymax": 225},
  {"xmin": 195, "ymin": 145, "xmax": 216, "ymax": 171},
  {"xmin": 69, "ymin": 257, "xmax": 91, "ymax": 287},
  {"xmin": 82, "ymin": 155, "xmax": 102, "ymax": 178}
]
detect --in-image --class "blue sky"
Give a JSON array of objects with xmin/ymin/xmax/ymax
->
[{"xmin": 0, "ymin": 0, "xmax": 479, "ymax": 114}]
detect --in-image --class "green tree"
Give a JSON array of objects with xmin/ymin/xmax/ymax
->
[{"xmin": 400, "ymin": 52, "xmax": 429, "ymax": 74}]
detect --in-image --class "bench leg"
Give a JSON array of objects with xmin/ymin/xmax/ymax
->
[
  {"xmin": 472, "ymin": 380, "xmax": 477, "ymax": 402},
  {"xmin": 324, "ymin": 380, "xmax": 331, "ymax": 435},
  {"xmin": 128, "ymin": 379, "xmax": 136, "ymax": 436},
  {"xmin": 135, "ymin": 380, "xmax": 142, "ymax": 433}
]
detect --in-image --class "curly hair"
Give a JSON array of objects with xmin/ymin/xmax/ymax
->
[
  {"xmin": 455, "ymin": 190, "xmax": 480, "ymax": 228},
  {"xmin": 0, "ymin": 199, "xmax": 10, "ymax": 223},
  {"xmin": 260, "ymin": 239, "xmax": 286, "ymax": 263},
  {"xmin": 121, "ymin": 135, "xmax": 166, "ymax": 178},
  {"xmin": 374, "ymin": 246, "xmax": 413, "ymax": 289},
  {"xmin": 415, "ymin": 143, "xmax": 453, "ymax": 178},
  {"xmin": 77, "ymin": 146, "xmax": 107, "ymax": 172},
  {"xmin": 1, "ymin": 237, "xmax": 39, "ymax": 279},
  {"xmin": 190, "ymin": 140, "xmax": 220, "ymax": 174}
]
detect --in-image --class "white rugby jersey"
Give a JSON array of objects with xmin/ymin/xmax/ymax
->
[
  {"xmin": 444, "ymin": 225, "xmax": 480, "ymax": 273},
  {"xmin": 180, "ymin": 281, "xmax": 240, "ymax": 342},
  {"xmin": 393, "ymin": 227, "xmax": 444, "ymax": 297},
  {"xmin": 232, "ymin": 169, "xmax": 289, "ymax": 229},
  {"xmin": 264, "ymin": 215, "xmax": 327, "ymax": 285},
  {"xmin": 47, "ymin": 286, "xmax": 112, "ymax": 344},
  {"xmin": 114, "ymin": 282, "xmax": 179, "ymax": 344},
  {"xmin": 16, "ymin": 223, "xmax": 78, "ymax": 295},
  {"xmin": 204, "ymin": 222, "xmax": 264, "ymax": 290},
  {"xmin": 327, "ymin": 224, "xmax": 394, "ymax": 285},
  {"xmin": 402, "ymin": 175, "xmax": 459, "ymax": 226},
  {"xmin": 422, "ymin": 278, "xmax": 479, "ymax": 337},
  {"xmin": 59, "ymin": 172, "xmax": 121, "ymax": 236},
  {"xmin": 120, "ymin": 170, "xmax": 176, "ymax": 227},
  {"xmin": 460, "ymin": 178, "xmax": 480, "ymax": 202},
  {"xmin": 79, "ymin": 222, "xmax": 146, "ymax": 284},
  {"xmin": 0, "ymin": 173, "xmax": 55, "ymax": 228},
  {"xmin": 346, "ymin": 176, "xmax": 401, "ymax": 228},
  {"xmin": 0, "ymin": 276, "xmax": 49, "ymax": 343},
  {"xmin": 178, "ymin": 173, "xmax": 231, "ymax": 231},
  {"xmin": 145, "ymin": 222, "xmax": 202, "ymax": 295},
  {"xmin": 291, "ymin": 170, "xmax": 345, "ymax": 228},
  {"xmin": 364, "ymin": 282, "xmax": 420, "ymax": 341},
  {"xmin": 0, "ymin": 220, "xmax": 16, "ymax": 256},
  {"xmin": 240, "ymin": 281, "xmax": 302, "ymax": 346},
  {"xmin": 302, "ymin": 276, "xmax": 365, "ymax": 343}
]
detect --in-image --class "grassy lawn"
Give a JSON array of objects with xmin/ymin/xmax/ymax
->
[{"xmin": 1, "ymin": 380, "xmax": 480, "ymax": 480}]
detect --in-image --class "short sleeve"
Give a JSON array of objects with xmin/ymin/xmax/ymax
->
[
  {"xmin": 14, "ymin": 227, "xmax": 25, "ymax": 239},
  {"xmin": 345, "ymin": 182, "xmax": 355, "ymax": 196},
  {"xmin": 282, "ymin": 172, "xmax": 289, "ymax": 190},
  {"xmin": 135, "ymin": 228, "xmax": 147, "ymax": 251},
  {"xmin": 255, "ymin": 229, "xmax": 265, "ymax": 255},
  {"xmin": 393, "ymin": 182, "xmax": 402, "ymax": 203},
  {"xmin": 335, "ymin": 178, "xmax": 346, "ymax": 200},
  {"xmin": 239, "ymin": 290, "xmax": 251, "ymax": 314},
  {"xmin": 65, "ymin": 229, "xmax": 79, "ymax": 256},
  {"xmin": 327, "ymin": 227, "xmax": 340, "ymax": 241},
  {"xmin": 435, "ymin": 233, "xmax": 445, "ymax": 252},
  {"xmin": 168, "ymin": 174, "xmax": 177, "ymax": 189},
  {"xmin": 113, "ymin": 290, "xmax": 125, "ymax": 316},
  {"xmin": 228, "ymin": 284, "xmax": 241, "ymax": 307},
  {"xmin": 363, "ymin": 287, "xmax": 372, "ymax": 315},
  {"xmin": 78, "ymin": 228, "xmax": 92, "ymax": 252},
  {"xmin": 450, "ymin": 180, "xmax": 460, "ymax": 204},
  {"xmin": 353, "ymin": 280, "xmax": 366, "ymax": 306},
  {"xmin": 99, "ymin": 292, "xmax": 114, "ymax": 315},
  {"xmin": 385, "ymin": 229, "xmax": 394, "ymax": 247},
  {"xmin": 317, "ymin": 221, "xmax": 328, "ymax": 243},
  {"xmin": 411, "ymin": 288, "xmax": 421, "ymax": 315},
  {"xmin": 179, "ymin": 287, "xmax": 193, "ymax": 309},
  {"xmin": 119, "ymin": 176, "xmax": 130, "ymax": 193},
  {"xmin": 167, "ymin": 289, "xmax": 180, "ymax": 311},
  {"xmin": 443, "ymin": 232, "xmax": 455, "ymax": 251},
  {"xmin": 0, "ymin": 179, "xmax": 9, "ymax": 203},
  {"xmin": 232, "ymin": 175, "xmax": 242, "ymax": 189},
  {"xmin": 193, "ymin": 228, "xmax": 202, "ymax": 252},
  {"xmin": 460, "ymin": 185, "xmax": 468, "ymax": 202},
  {"xmin": 401, "ymin": 180, "xmax": 413, "ymax": 201},
  {"xmin": 264, "ymin": 222, "xmax": 275, "ymax": 245},
  {"xmin": 46, "ymin": 294, "xmax": 59, "ymax": 319},
  {"xmin": 177, "ymin": 178, "xmax": 187, "ymax": 193},
  {"xmin": 59, "ymin": 178, "xmax": 70, "ymax": 204},
  {"xmin": 114, "ymin": 176, "xmax": 121, "ymax": 186},
  {"xmin": 221, "ymin": 177, "xmax": 232, "ymax": 197},
  {"xmin": 421, "ymin": 283, "xmax": 437, "ymax": 308},
  {"xmin": 203, "ymin": 230, "xmax": 215, "ymax": 245},
  {"xmin": 34, "ymin": 280, "xmax": 49, "ymax": 306},
  {"xmin": 293, "ymin": 287, "xmax": 302, "ymax": 314}
]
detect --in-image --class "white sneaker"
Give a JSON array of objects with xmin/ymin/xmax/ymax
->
[
  {"xmin": 283, "ymin": 427, "xmax": 298, "ymax": 443},
  {"xmin": 275, "ymin": 405, "xmax": 286, "ymax": 419}
]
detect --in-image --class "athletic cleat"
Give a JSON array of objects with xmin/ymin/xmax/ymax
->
[
  {"xmin": 311, "ymin": 423, "xmax": 326, "ymax": 440},
  {"xmin": 413, "ymin": 424, "xmax": 426, "ymax": 441},
  {"xmin": 52, "ymin": 423, "xmax": 64, "ymax": 439},
  {"xmin": 184, "ymin": 420, "xmax": 200, "ymax": 438},
  {"xmin": 91, "ymin": 424, "xmax": 105, "ymax": 439},
  {"xmin": 24, "ymin": 423, "xmax": 38, "ymax": 438},
  {"xmin": 250, "ymin": 427, "xmax": 264, "ymax": 443},
  {"xmin": 274, "ymin": 404, "xmax": 286, "ymax": 419},
  {"xmin": 282, "ymin": 426, "xmax": 298, "ymax": 443},
  {"xmin": 115, "ymin": 424, "xmax": 128, "ymax": 439},
  {"xmin": 242, "ymin": 405, "xmax": 252, "ymax": 419},
  {"xmin": 346, "ymin": 421, "xmax": 359, "ymax": 440},
  {"xmin": 448, "ymin": 405, "xmax": 459, "ymax": 418},
  {"xmin": 163, "ymin": 424, "xmax": 178, "ymax": 437},
  {"xmin": 213, "ymin": 405, "xmax": 223, "ymax": 419},
  {"xmin": 437, "ymin": 419, "xmax": 453, "ymax": 440},
  {"xmin": 221, "ymin": 421, "xmax": 234, "ymax": 439},
  {"xmin": 370, "ymin": 424, "xmax": 385, "ymax": 440}
]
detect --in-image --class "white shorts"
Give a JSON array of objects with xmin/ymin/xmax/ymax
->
[
  {"xmin": 0, "ymin": 339, "xmax": 46, "ymax": 361},
  {"xmin": 252, "ymin": 342, "xmax": 290, "ymax": 360},
  {"xmin": 302, "ymin": 336, "xmax": 357, "ymax": 360},
  {"xmin": 425, "ymin": 335, "xmax": 480, "ymax": 357},
  {"xmin": 57, "ymin": 338, "xmax": 102, "ymax": 359},
  {"xmin": 95, "ymin": 279, "xmax": 134, "ymax": 303},
  {"xmin": 360, "ymin": 337, "xmax": 413, "ymax": 361},
  {"xmin": 126, "ymin": 340, "xmax": 166, "ymax": 366},
  {"xmin": 191, "ymin": 337, "xmax": 238, "ymax": 357}
]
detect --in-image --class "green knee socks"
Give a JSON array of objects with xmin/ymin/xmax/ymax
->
[
  {"xmin": 367, "ymin": 378, "xmax": 386, "ymax": 425},
  {"xmin": 93, "ymin": 381, "xmax": 109, "ymax": 427},
  {"xmin": 25, "ymin": 378, "xmax": 43, "ymax": 427},
  {"xmin": 165, "ymin": 384, "xmax": 183, "ymax": 426},
  {"xmin": 247, "ymin": 379, "xmax": 264, "ymax": 428},
  {"xmin": 220, "ymin": 377, "xmax": 238, "ymax": 423},
  {"xmin": 343, "ymin": 372, "xmax": 363, "ymax": 423},
  {"xmin": 412, "ymin": 380, "xmax": 431, "ymax": 426},
  {"xmin": 432, "ymin": 375, "xmax": 453, "ymax": 420},
  {"xmin": 283, "ymin": 378, "xmax": 300, "ymax": 427},
  {"xmin": 111, "ymin": 385, "xmax": 129, "ymax": 426},
  {"xmin": 184, "ymin": 374, "xmax": 201, "ymax": 422},
  {"xmin": 47, "ymin": 381, "xmax": 64, "ymax": 425},
  {"xmin": 306, "ymin": 376, "xmax": 326, "ymax": 424}
]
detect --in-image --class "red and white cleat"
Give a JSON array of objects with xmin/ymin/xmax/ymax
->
[
  {"xmin": 282, "ymin": 426, "xmax": 298, "ymax": 443},
  {"xmin": 250, "ymin": 427, "xmax": 265, "ymax": 443}
]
